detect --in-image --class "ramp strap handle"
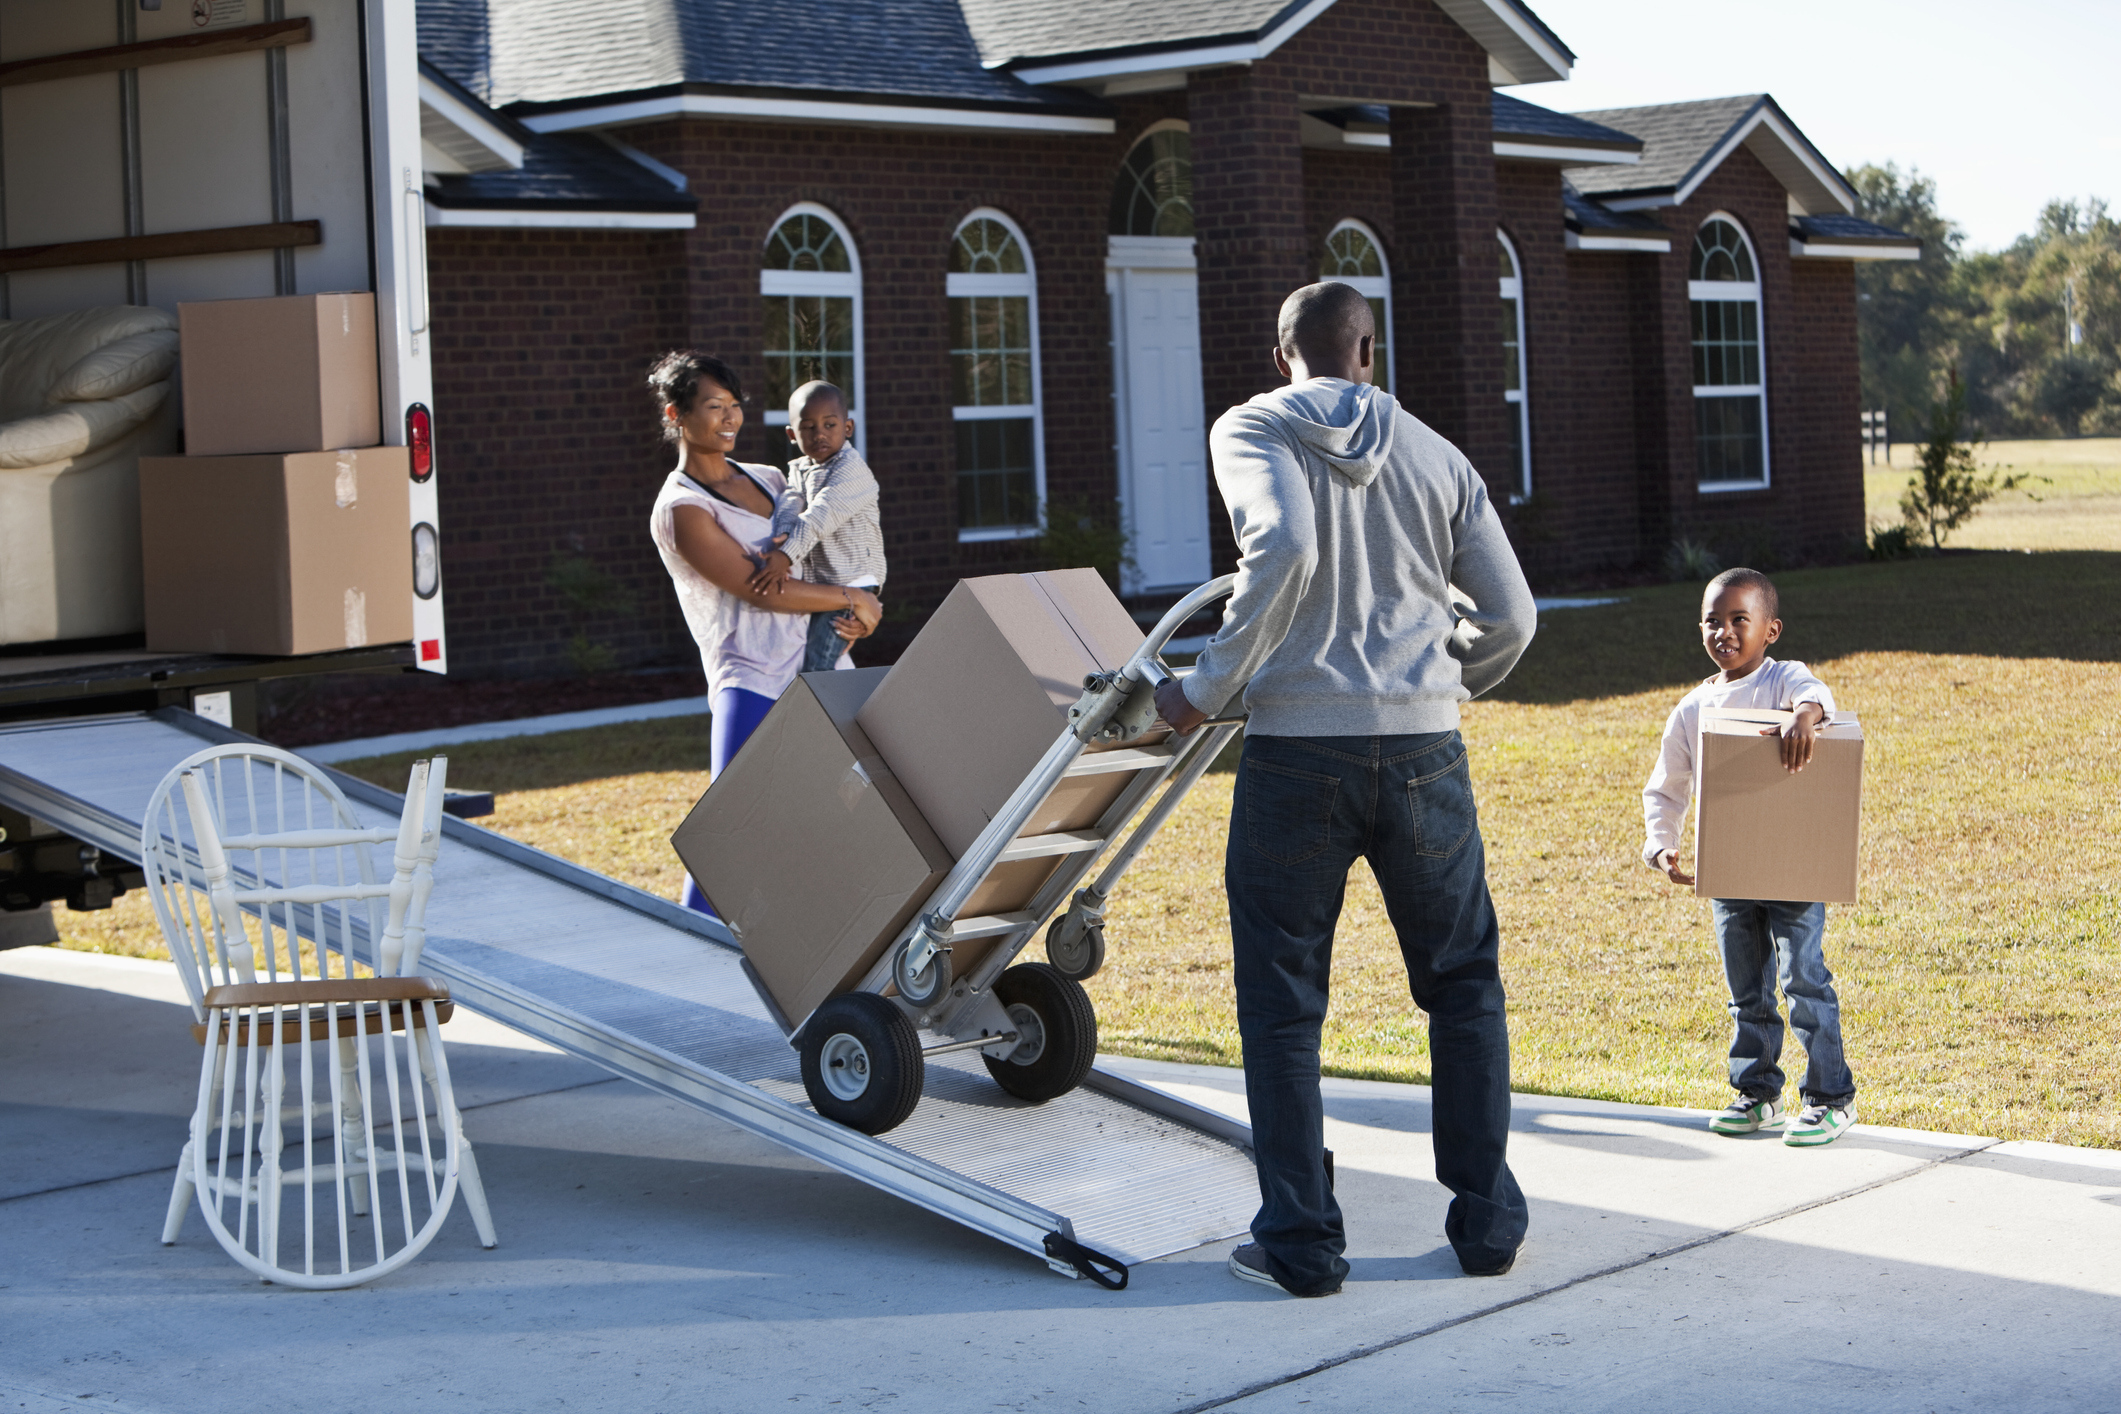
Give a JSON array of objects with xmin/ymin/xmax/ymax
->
[{"xmin": 1044, "ymin": 1232, "xmax": 1129, "ymax": 1290}]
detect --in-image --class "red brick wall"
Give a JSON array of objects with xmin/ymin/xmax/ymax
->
[{"xmin": 425, "ymin": 227, "xmax": 691, "ymax": 676}]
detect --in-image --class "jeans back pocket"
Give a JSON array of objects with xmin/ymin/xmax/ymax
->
[
  {"xmin": 1243, "ymin": 759, "xmax": 1341, "ymax": 866},
  {"xmin": 1407, "ymin": 750, "xmax": 1475, "ymax": 860}
]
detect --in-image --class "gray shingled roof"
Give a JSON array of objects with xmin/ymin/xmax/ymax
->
[
  {"xmin": 418, "ymin": 0, "xmax": 1105, "ymax": 116},
  {"xmin": 1493, "ymin": 92, "xmax": 1639, "ymax": 152},
  {"xmin": 1792, "ymin": 213, "xmax": 1919, "ymax": 247},
  {"xmin": 1561, "ymin": 183, "xmax": 1667, "ymax": 234},
  {"xmin": 1561, "ymin": 94, "xmax": 1765, "ymax": 200},
  {"xmin": 958, "ymin": 0, "xmax": 1300, "ymax": 66},
  {"xmin": 426, "ymin": 131, "xmax": 699, "ymax": 213}
]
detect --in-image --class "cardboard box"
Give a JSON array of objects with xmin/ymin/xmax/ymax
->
[
  {"xmin": 139, "ymin": 448, "xmax": 413, "ymax": 655},
  {"xmin": 1694, "ymin": 707, "xmax": 1864, "ymax": 904},
  {"xmin": 855, "ymin": 569, "xmax": 1150, "ymax": 859},
  {"xmin": 674, "ymin": 668, "xmax": 1050, "ymax": 1030},
  {"xmin": 178, "ymin": 293, "xmax": 380, "ymax": 456}
]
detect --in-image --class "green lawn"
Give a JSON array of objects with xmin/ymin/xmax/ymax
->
[{"xmin": 57, "ymin": 548, "xmax": 2121, "ymax": 1147}]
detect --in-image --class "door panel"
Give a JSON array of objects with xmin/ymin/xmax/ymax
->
[{"xmin": 1115, "ymin": 267, "xmax": 1209, "ymax": 592}]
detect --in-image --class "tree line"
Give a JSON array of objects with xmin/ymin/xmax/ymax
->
[{"xmin": 1852, "ymin": 164, "xmax": 2119, "ymax": 440}]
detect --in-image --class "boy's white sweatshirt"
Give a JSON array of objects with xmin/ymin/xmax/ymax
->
[{"xmin": 1641, "ymin": 657, "xmax": 1837, "ymax": 869}]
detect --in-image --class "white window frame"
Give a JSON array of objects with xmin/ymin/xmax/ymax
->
[
  {"xmin": 948, "ymin": 209, "xmax": 1046, "ymax": 542},
  {"xmin": 1689, "ymin": 212, "xmax": 1770, "ymax": 493},
  {"xmin": 1498, "ymin": 228, "xmax": 1531, "ymax": 501},
  {"xmin": 760, "ymin": 201, "xmax": 864, "ymax": 451},
  {"xmin": 1319, "ymin": 218, "xmax": 1395, "ymax": 394}
]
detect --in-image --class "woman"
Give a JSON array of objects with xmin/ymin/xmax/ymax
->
[{"xmin": 646, "ymin": 351, "xmax": 881, "ymax": 912}]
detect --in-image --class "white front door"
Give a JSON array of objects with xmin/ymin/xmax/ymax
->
[{"xmin": 1109, "ymin": 243, "xmax": 1209, "ymax": 593}]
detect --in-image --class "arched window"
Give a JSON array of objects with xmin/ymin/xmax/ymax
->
[
  {"xmin": 1110, "ymin": 127, "xmax": 1193, "ymax": 237},
  {"xmin": 1320, "ymin": 220, "xmax": 1392, "ymax": 392},
  {"xmin": 1690, "ymin": 216, "xmax": 1767, "ymax": 488},
  {"xmin": 950, "ymin": 211, "xmax": 1043, "ymax": 536},
  {"xmin": 761, "ymin": 204, "xmax": 862, "ymax": 469},
  {"xmin": 1498, "ymin": 230, "xmax": 1530, "ymax": 499}
]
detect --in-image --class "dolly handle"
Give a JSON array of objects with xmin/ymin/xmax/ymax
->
[{"xmin": 1120, "ymin": 575, "xmax": 1236, "ymax": 686}]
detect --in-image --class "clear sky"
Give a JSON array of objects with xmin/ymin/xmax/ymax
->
[{"xmin": 1518, "ymin": 0, "xmax": 2118, "ymax": 252}]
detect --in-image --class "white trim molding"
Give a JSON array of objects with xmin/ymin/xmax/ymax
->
[
  {"xmin": 521, "ymin": 93, "xmax": 1114, "ymax": 137},
  {"xmin": 419, "ymin": 74, "xmax": 524, "ymax": 173},
  {"xmin": 424, "ymin": 207, "xmax": 695, "ymax": 229},
  {"xmin": 1105, "ymin": 235, "xmax": 1197, "ymax": 271},
  {"xmin": 1566, "ymin": 229, "xmax": 1671, "ymax": 253},
  {"xmin": 1493, "ymin": 139, "xmax": 1638, "ymax": 165},
  {"xmin": 1790, "ymin": 238, "xmax": 1921, "ymax": 261}
]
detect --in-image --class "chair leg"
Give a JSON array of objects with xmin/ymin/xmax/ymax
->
[
  {"xmin": 161, "ymin": 1140, "xmax": 196, "ymax": 1245},
  {"xmin": 414, "ymin": 1030, "xmax": 496, "ymax": 1248},
  {"xmin": 338, "ymin": 1034, "xmax": 369, "ymax": 1217},
  {"xmin": 261, "ymin": 1051, "xmax": 287, "ymax": 1275}
]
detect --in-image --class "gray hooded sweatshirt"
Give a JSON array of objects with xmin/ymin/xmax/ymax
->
[{"xmin": 1179, "ymin": 378, "xmax": 1537, "ymax": 737}]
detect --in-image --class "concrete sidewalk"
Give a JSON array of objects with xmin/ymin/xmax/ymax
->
[{"xmin": 4, "ymin": 946, "xmax": 2116, "ymax": 1413}]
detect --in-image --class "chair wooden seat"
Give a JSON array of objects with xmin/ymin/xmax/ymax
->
[{"xmin": 191, "ymin": 978, "xmax": 456, "ymax": 1045}]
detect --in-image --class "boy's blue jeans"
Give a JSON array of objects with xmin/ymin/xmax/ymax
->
[
  {"xmin": 802, "ymin": 610, "xmax": 845, "ymax": 673},
  {"xmin": 1226, "ymin": 731, "xmax": 1527, "ymax": 1294},
  {"xmin": 1711, "ymin": 898, "xmax": 1855, "ymax": 1106}
]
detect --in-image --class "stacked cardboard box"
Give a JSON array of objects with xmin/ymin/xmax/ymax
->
[
  {"xmin": 140, "ymin": 293, "xmax": 411, "ymax": 655},
  {"xmin": 1693, "ymin": 707, "xmax": 1865, "ymax": 904},
  {"xmin": 673, "ymin": 568, "xmax": 1158, "ymax": 1029}
]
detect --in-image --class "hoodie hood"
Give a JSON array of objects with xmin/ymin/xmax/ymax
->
[{"xmin": 1256, "ymin": 377, "xmax": 1397, "ymax": 488}]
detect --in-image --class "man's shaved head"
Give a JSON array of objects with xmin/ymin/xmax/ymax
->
[{"xmin": 1277, "ymin": 282, "xmax": 1374, "ymax": 366}]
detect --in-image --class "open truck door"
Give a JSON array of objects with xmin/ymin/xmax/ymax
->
[{"xmin": 0, "ymin": 0, "xmax": 443, "ymax": 672}]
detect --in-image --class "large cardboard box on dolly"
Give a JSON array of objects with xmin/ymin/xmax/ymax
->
[
  {"xmin": 855, "ymin": 569, "xmax": 1155, "ymax": 860},
  {"xmin": 139, "ymin": 448, "xmax": 412, "ymax": 656},
  {"xmin": 177, "ymin": 293, "xmax": 381, "ymax": 457},
  {"xmin": 1693, "ymin": 707, "xmax": 1865, "ymax": 904},
  {"xmin": 674, "ymin": 669, "xmax": 1052, "ymax": 1030}
]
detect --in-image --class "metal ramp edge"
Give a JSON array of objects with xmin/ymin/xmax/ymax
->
[{"xmin": 0, "ymin": 708, "xmax": 1257, "ymax": 1276}]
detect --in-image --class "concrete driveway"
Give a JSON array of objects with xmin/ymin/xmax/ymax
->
[{"xmin": 4, "ymin": 946, "xmax": 2116, "ymax": 1413}]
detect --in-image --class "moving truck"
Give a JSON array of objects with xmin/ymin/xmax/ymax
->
[{"xmin": 0, "ymin": 0, "xmax": 443, "ymax": 943}]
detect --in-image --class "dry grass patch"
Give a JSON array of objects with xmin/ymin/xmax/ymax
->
[{"xmin": 1865, "ymin": 436, "xmax": 2121, "ymax": 551}]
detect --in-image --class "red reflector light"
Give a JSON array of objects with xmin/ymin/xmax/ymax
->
[
  {"xmin": 420, "ymin": 639, "xmax": 442, "ymax": 662},
  {"xmin": 406, "ymin": 403, "xmax": 434, "ymax": 482}
]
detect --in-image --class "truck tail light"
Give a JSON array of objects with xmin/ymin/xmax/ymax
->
[{"xmin": 407, "ymin": 403, "xmax": 433, "ymax": 482}]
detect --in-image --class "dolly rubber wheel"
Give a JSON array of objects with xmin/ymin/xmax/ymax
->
[
  {"xmin": 982, "ymin": 963, "xmax": 1097, "ymax": 1103},
  {"xmin": 799, "ymin": 993, "xmax": 924, "ymax": 1135},
  {"xmin": 1044, "ymin": 911, "xmax": 1107, "ymax": 982}
]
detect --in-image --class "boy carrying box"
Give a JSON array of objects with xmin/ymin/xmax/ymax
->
[
  {"xmin": 748, "ymin": 380, "xmax": 886, "ymax": 670},
  {"xmin": 1642, "ymin": 567, "xmax": 1859, "ymax": 1147}
]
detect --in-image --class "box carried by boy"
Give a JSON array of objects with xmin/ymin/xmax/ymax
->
[{"xmin": 1693, "ymin": 706, "xmax": 1865, "ymax": 904}]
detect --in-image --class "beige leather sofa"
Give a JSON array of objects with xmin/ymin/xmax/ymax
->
[{"xmin": 0, "ymin": 305, "xmax": 180, "ymax": 646}]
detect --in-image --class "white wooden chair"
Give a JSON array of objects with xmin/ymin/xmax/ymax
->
[{"xmin": 142, "ymin": 744, "xmax": 497, "ymax": 1288}]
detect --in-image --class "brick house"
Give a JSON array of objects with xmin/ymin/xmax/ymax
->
[{"xmin": 412, "ymin": 0, "xmax": 1917, "ymax": 675}]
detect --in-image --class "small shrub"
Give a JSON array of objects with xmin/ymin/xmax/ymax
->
[
  {"xmin": 1900, "ymin": 369, "xmax": 2037, "ymax": 550},
  {"xmin": 1868, "ymin": 521, "xmax": 1920, "ymax": 561},
  {"xmin": 548, "ymin": 552, "xmax": 636, "ymax": 676},
  {"xmin": 1664, "ymin": 536, "xmax": 1723, "ymax": 582},
  {"xmin": 1039, "ymin": 496, "xmax": 1135, "ymax": 593}
]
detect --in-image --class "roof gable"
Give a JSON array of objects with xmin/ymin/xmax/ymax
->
[{"xmin": 1563, "ymin": 94, "xmax": 1855, "ymax": 215}]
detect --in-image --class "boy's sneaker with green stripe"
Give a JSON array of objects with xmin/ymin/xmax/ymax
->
[
  {"xmin": 1783, "ymin": 1102, "xmax": 1857, "ymax": 1147},
  {"xmin": 1708, "ymin": 1094, "xmax": 1784, "ymax": 1135}
]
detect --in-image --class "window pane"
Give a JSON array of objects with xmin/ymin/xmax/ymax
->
[
  {"xmin": 949, "ymin": 295, "xmax": 1032, "ymax": 408},
  {"xmin": 764, "ymin": 294, "xmax": 855, "ymax": 408},
  {"xmin": 1500, "ymin": 296, "xmax": 1521, "ymax": 394},
  {"xmin": 952, "ymin": 217, "xmax": 1026, "ymax": 275},
  {"xmin": 1111, "ymin": 129, "xmax": 1194, "ymax": 238},
  {"xmin": 1696, "ymin": 394, "xmax": 1764, "ymax": 482},
  {"xmin": 957, "ymin": 416, "xmax": 1038, "ymax": 528},
  {"xmin": 1691, "ymin": 300, "xmax": 1759, "ymax": 387},
  {"xmin": 1689, "ymin": 219, "xmax": 1754, "ymax": 283},
  {"xmin": 764, "ymin": 213, "xmax": 851, "ymax": 272}
]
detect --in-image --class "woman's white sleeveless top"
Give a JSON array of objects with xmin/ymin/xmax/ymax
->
[{"xmin": 650, "ymin": 465, "xmax": 806, "ymax": 699}]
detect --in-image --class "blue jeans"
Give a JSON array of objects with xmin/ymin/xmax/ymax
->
[
  {"xmin": 803, "ymin": 610, "xmax": 846, "ymax": 673},
  {"xmin": 1711, "ymin": 899, "xmax": 1855, "ymax": 1106},
  {"xmin": 1226, "ymin": 731, "xmax": 1527, "ymax": 1293}
]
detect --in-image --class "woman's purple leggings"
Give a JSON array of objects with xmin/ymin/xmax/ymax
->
[{"xmin": 681, "ymin": 685, "xmax": 778, "ymax": 914}]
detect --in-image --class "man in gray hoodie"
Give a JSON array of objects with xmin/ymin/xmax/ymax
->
[{"xmin": 1154, "ymin": 282, "xmax": 1537, "ymax": 1296}]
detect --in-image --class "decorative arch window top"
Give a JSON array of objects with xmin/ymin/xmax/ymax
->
[
  {"xmin": 764, "ymin": 212, "xmax": 852, "ymax": 273},
  {"xmin": 1323, "ymin": 224, "xmax": 1384, "ymax": 279},
  {"xmin": 952, "ymin": 218, "xmax": 1027, "ymax": 276},
  {"xmin": 1691, "ymin": 218, "xmax": 1756, "ymax": 284},
  {"xmin": 1111, "ymin": 128, "xmax": 1193, "ymax": 239}
]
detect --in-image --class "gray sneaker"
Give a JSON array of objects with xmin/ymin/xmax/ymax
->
[
  {"xmin": 1708, "ymin": 1094, "xmax": 1785, "ymax": 1135},
  {"xmin": 1228, "ymin": 1243, "xmax": 1339, "ymax": 1297}
]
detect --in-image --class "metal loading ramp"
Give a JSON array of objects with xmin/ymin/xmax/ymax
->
[{"xmin": 0, "ymin": 708, "xmax": 1260, "ymax": 1278}]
